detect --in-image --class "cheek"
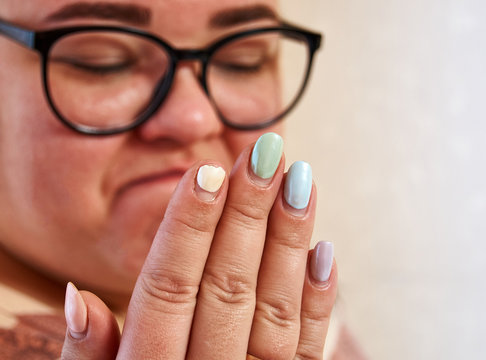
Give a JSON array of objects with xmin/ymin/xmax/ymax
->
[
  {"xmin": 30, "ymin": 134, "xmax": 125, "ymax": 236},
  {"xmin": 2, "ymin": 135, "xmax": 121, "ymax": 240},
  {"xmin": 0, "ymin": 59, "xmax": 122, "ymax": 238},
  {"xmin": 0, "ymin": 52, "xmax": 130, "ymax": 286}
]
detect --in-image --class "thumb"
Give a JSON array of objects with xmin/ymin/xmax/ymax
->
[{"xmin": 61, "ymin": 282, "xmax": 120, "ymax": 360}]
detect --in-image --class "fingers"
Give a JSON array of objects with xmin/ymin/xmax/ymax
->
[
  {"xmin": 296, "ymin": 244, "xmax": 338, "ymax": 360},
  {"xmin": 117, "ymin": 162, "xmax": 228, "ymax": 359},
  {"xmin": 61, "ymin": 283, "xmax": 120, "ymax": 360},
  {"xmin": 248, "ymin": 162, "xmax": 317, "ymax": 359},
  {"xmin": 187, "ymin": 133, "xmax": 285, "ymax": 359},
  {"xmin": 76, "ymin": 131, "xmax": 336, "ymax": 360}
]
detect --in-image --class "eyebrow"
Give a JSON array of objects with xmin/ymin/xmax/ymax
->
[
  {"xmin": 209, "ymin": 5, "xmax": 278, "ymax": 28},
  {"xmin": 46, "ymin": 2, "xmax": 152, "ymax": 26}
]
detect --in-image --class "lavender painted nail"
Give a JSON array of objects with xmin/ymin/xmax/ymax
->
[{"xmin": 310, "ymin": 241, "xmax": 334, "ymax": 283}]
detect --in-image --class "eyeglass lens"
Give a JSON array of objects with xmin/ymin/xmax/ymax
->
[{"xmin": 45, "ymin": 30, "xmax": 311, "ymax": 131}]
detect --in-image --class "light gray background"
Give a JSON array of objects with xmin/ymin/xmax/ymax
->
[{"xmin": 281, "ymin": 1, "xmax": 486, "ymax": 359}]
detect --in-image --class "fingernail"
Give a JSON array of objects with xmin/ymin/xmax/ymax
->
[
  {"xmin": 65, "ymin": 282, "xmax": 87, "ymax": 339},
  {"xmin": 251, "ymin": 132, "xmax": 284, "ymax": 179},
  {"xmin": 196, "ymin": 165, "xmax": 225, "ymax": 200},
  {"xmin": 284, "ymin": 161, "xmax": 312, "ymax": 210},
  {"xmin": 310, "ymin": 242, "xmax": 334, "ymax": 283}
]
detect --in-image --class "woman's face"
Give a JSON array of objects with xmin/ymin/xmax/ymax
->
[{"xmin": 0, "ymin": 0, "xmax": 281, "ymax": 295}]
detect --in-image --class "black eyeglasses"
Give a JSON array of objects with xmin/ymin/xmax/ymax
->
[{"xmin": 0, "ymin": 19, "xmax": 322, "ymax": 136}]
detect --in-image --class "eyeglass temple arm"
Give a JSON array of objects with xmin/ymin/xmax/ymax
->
[
  {"xmin": 0, "ymin": 20, "xmax": 35, "ymax": 49},
  {"xmin": 279, "ymin": 20, "xmax": 322, "ymax": 51}
]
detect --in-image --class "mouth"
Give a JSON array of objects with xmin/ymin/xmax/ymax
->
[
  {"xmin": 130, "ymin": 169, "xmax": 187, "ymax": 187},
  {"xmin": 117, "ymin": 167, "xmax": 189, "ymax": 198}
]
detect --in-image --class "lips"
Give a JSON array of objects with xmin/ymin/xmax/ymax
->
[
  {"xmin": 128, "ymin": 168, "xmax": 187, "ymax": 187},
  {"xmin": 116, "ymin": 166, "xmax": 190, "ymax": 197}
]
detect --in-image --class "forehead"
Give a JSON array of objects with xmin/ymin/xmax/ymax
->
[{"xmin": 3, "ymin": 0, "xmax": 279, "ymax": 41}]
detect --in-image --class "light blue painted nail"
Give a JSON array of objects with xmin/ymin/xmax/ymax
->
[
  {"xmin": 284, "ymin": 161, "xmax": 312, "ymax": 209},
  {"xmin": 251, "ymin": 133, "xmax": 284, "ymax": 179}
]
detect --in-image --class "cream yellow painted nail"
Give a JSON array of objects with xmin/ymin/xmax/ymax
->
[{"xmin": 197, "ymin": 165, "xmax": 226, "ymax": 193}]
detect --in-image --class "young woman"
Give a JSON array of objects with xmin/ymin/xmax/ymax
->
[{"xmin": 0, "ymin": 1, "xmax": 344, "ymax": 358}]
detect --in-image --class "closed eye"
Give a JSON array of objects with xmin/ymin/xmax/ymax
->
[
  {"xmin": 52, "ymin": 57, "xmax": 136, "ymax": 75},
  {"xmin": 212, "ymin": 60, "xmax": 264, "ymax": 74}
]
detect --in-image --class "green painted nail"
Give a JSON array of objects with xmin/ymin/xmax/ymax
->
[{"xmin": 251, "ymin": 133, "xmax": 284, "ymax": 179}]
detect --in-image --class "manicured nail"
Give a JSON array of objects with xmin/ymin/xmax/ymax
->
[
  {"xmin": 250, "ymin": 132, "xmax": 284, "ymax": 179},
  {"xmin": 196, "ymin": 165, "xmax": 225, "ymax": 200},
  {"xmin": 64, "ymin": 282, "xmax": 87, "ymax": 339},
  {"xmin": 310, "ymin": 242, "xmax": 334, "ymax": 283},
  {"xmin": 284, "ymin": 161, "xmax": 312, "ymax": 210}
]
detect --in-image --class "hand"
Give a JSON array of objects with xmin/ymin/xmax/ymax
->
[{"xmin": 61, "ymin": 133, "xmax": 338, "ymax": 360}]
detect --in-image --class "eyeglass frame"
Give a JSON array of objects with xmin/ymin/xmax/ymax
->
[{"xmin": 0, "ymin": 18, "xmax": 322, "ymax": 136}]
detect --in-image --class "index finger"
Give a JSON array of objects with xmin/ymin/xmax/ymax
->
[{"xmin": 117, "ymin": 162, "xmax": 228, "ymax": 359}]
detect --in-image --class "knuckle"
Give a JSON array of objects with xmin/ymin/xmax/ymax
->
[
  {"xmin": 295, "ymin": 353, "xmax": 323, "ymax": 360},
  {"xmin": 226, "ymin": 197, "xmax": 269, "ymax": 224},
  {"xmin": 272, "ymin": 231, "xmax": 310, "ymax": 252},
  {"xmin": 301, "ymin": 306, "xmax": 331, "ymax": 325},
  {"xmin": 165, "ymin": 212, "xmax": 214, "ymax": 238},
  {"xmin": 254, "ymin": 348, "xmax": 295, "ymax": 360},
  {"xmin": 202, "ymin": 269, "xmax": 254, "ymax": 305},
  {"xmin": 139, "ymin": 269, "xmax": 199, "ymax": 311},
  {"xmin": 255, "ymin": 296, "xmax": 300, "ymax": 329}
]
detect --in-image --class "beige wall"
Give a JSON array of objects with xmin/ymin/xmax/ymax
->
[{"xmin": 281, "ymin": 1, "xmax": 486, "ymax": 359}]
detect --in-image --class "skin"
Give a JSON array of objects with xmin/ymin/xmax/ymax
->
[
  {"xmin": 0, "ymin": 0, "xmax": 338, "ymax": 358},
  {"xmin": 0, "ymin": 0, "xmax": 278, "ymax": 297}
]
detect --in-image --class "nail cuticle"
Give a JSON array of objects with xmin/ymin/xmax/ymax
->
[
  {"xmin": 310, "ymin": 277, "xmax": 331, "ymax": 290},
  {"xmin": 283, "ymin": 201, "xmax": 309, "ymax": 218},
  {"xmin": 247, "ymin": 161, "xmax": 276, "ymax": 188},
  {"xmin": 69, "ymin": 328, "xmax": 87, "ymax": 340}
]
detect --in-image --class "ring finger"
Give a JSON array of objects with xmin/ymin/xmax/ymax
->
[{"xmin": 248, "ymin": 161, "xmax": 316, "ymax": 359}]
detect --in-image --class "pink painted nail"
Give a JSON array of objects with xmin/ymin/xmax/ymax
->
[
  {"xmin": 310, "ymin": 241, "xmax": 334, "ymax": 283},
  {"xmin": 64, "ymin": 282, "xmax": 87, "ymax": 339}
]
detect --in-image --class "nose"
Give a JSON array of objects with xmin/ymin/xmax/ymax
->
[{"xmin": 135, "ymin": 63, "xmax": 223, "ymax": 144}]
